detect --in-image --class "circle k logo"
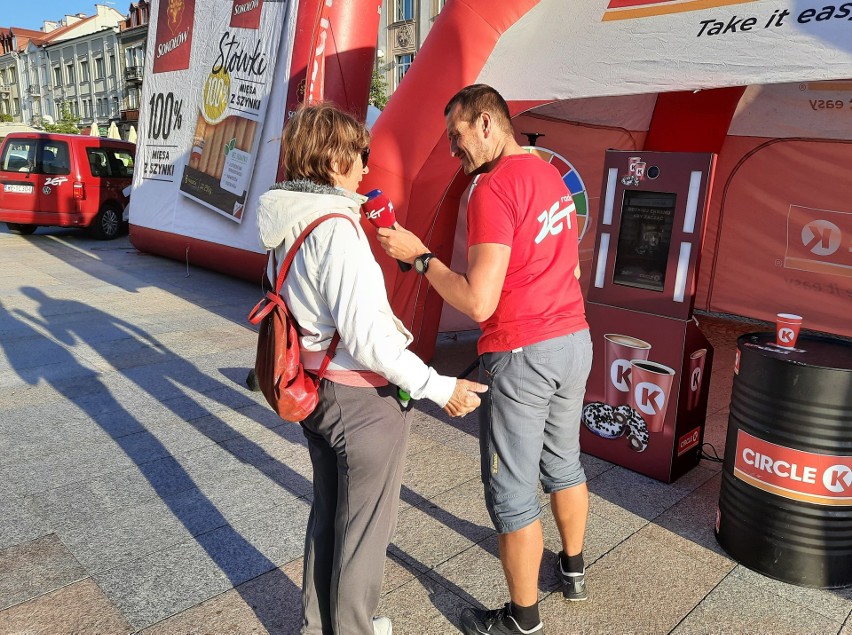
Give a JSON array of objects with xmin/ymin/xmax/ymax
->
[
  {"xmin": 690, "ymin": 367, "xmax": 701, "ymax": 392},
  {"xmin": 778, "ymin": 327, "xmax": 796, "ymax": 345},
  {"xmin": 610, "ymin": 359, "xmax": 631, "ymax": 392},
  {"xmin": 801, "ymin": 220, "xmax": 841, "ymax": 257},
  {"xmin": 823, "ymin": 465, "xmax": 852, "ymax": 493},
  {"xmin": 634, "ymin": 381, "xmax": 666, "ymax": 416}
]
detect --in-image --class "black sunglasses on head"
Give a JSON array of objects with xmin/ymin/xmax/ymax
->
[{"xmin": 360, "ymin": 147, "xmax": 370, "ymax": 167}]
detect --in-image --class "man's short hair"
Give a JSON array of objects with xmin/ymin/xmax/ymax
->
[
  {"xmin": 444, "ymin": 84, "xmax": 512, "ymax": 133},
  {"xmin": 281, "ymin": 102, "xmax": 370, "ymax": 186}
]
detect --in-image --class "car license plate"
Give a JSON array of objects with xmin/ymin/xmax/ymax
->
[{"xmin": 4, "ymin": 184, "xmax": 33, "ymax": 194}]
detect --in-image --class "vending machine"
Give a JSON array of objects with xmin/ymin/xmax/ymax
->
[{"xmin": 580, "ymin": 151, "xmax": 716, "ymax": 482}]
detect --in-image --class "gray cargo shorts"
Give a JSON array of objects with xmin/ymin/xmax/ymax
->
[{"xmin": 478, "ymin": 329, "xmax": 593, "ymax": 534}]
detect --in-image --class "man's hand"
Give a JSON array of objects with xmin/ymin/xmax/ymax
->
[
  {"xmin": 443, "ymin": 378, "xmax": 488, "ymax": 418},
  {"xmin": 376, "ymin": 225, "xmax": 428, "ymax": 264}
]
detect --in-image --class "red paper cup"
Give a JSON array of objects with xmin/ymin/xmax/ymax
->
[
  {"xmin": 687, "ymin": 348, "xmax": 707, "ymax": 411},
  {"xmin": 603, "ymin": 334, "xmax": 651, "ymax": 407},
  {"xmin": 630, "ymin": 360, "xmax": 676, "ymax": 433},
  {"xmin": 775, "ymin": 313, "xmax": 802, "ymax": 349}
]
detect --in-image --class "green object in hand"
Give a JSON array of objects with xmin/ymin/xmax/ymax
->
[{"xmin": 398, "ymin": 389, "xmax": 411, "ymax": 406}]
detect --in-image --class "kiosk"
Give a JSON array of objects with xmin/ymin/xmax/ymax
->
[{"xmin": 580, "ymin": 151, "xmax": 716, "ymax": 483}]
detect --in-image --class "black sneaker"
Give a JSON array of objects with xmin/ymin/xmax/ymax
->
[
  {"xmin": 555, "ymin": 556, "xmax": 588, "ymax": 601},
  {"xmin": 459, "ymin": 603, "xmax": 544, "ymax": 635}
]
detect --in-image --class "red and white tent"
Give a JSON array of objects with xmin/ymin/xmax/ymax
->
[
  {"xmin": 130, "ymin": 0, "xmax": 852, "ymax": 361},
  {"xmin": 359, "ymin": 0, "xmax": 852, "ymax": 359}
]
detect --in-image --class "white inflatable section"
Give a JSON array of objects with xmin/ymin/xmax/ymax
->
[{"xmin": 477, "ymin": 0, "xmax": 852, "ymax": 101}]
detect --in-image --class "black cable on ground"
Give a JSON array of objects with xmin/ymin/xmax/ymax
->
[{"xmin": 700, "ymin": 442, "xmax": 724, "ymax": 463}]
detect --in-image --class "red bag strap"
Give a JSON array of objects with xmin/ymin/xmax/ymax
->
[
  {"xmin": 272, "ymin": 213, "xmax": 357, "ymax": 293},
  {"xmin": 270, "ymin": 212, "xmax": 357, "ymax": 381}
]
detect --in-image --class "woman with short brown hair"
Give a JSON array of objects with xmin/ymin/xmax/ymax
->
[{"xmin": 255, "ymin": 102, "xmax": 486, "ymax": 635}]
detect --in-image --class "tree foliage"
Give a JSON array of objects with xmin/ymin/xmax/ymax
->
[
  {"xmin": 369, "ymin": 69, "xmax": 388, "ymax": 110},
  {"xmin": 42, "ymin": 102, "xmax": 81, "ymax": 134},
  {"xmin": 0, "ymin": 113, "xmax": 12, "ymax": 123}
]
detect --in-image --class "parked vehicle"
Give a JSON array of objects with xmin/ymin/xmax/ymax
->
[{"xmin": 0, "ymin": 132, "xmax": 135, "ymax": 239}]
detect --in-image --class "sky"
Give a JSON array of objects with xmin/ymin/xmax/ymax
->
[{"xmin": 2, "ymin": 1, "xmax": 119, "ymax": 31}]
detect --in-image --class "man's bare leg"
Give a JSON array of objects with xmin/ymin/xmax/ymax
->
[
  {"xmin": 498, "ymin": 519, "xmax": 544, "ymax": 606},
  {"xmin": 550, "ymin": 482, "xmax": 588, "ymax": 556}
]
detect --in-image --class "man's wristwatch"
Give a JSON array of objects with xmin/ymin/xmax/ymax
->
[{"xmin": 413, "ymin": 252, "xmax": 435, "ymax": 275}]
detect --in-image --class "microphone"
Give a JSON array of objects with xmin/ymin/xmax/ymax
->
[{"xmin": 362, "ymin": 189, "xmax": 411, "ymax": 272}]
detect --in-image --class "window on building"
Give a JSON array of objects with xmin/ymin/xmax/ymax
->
[
  {"xmin": 80, "ymin": 60, "xmax": 89, "ymax": 82},
  {"xmin": 109, "ymin": 55, "xmax": 116, "ymax": 78},
  {"xmin": 395, "ymin": 0, "xmax": 414, "ymax": 21},
  {"xmin": 65, "ymin": 62, "xmax": 75, "ymax": 85},
  {"xmin": 70, "ymin": 100, "xmax": 79, "ymax": 117},
  {"xmin": 395, "ymin": 53, "xmax": 414, "ymax": 89},
  {"xmin": 8, "ymin": 67, "xmax": 16, "ymax": 83},
  {"xmin": 12, "ymin": 98, "xmax": 19, "ymax": 115},
  {"xmin": 53, "ymin": 66, "xmax": 62, "ymax": 87},
  {"xmin": 94, "ymin": 57, "xmax": 104, "ymax": 79},
  {"xmin": 0, "ymin": 100, "xmax": 8, "ymax": 115},
  {"xmin": 129, "ymin": 45, "xmax": 145, "ymax": 68},
  {"xmin": 127, "ymin": 87, "xmax": 138, "ymax": 109},
  {"xmin": 111, "ymin": 96, "xmax": 119, "ymax": 115}
]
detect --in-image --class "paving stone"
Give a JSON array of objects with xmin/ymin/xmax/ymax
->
[
  {"xmin": 671, "ymin": 570, "xmax": 844, "ymax": 635},
  {"xmin": 138, "ymin": 562, "xmax": 303, "ymax": 635},
  {"xmin": 0, "ymin": 534, "xmax": 86, "ymax": 610},
  {"xmin": 588, "ymin": 463, "xmax": 719, "ymax": 522},
  {"xmin": 0, "ymin": 578, "xmax": 133, "ymax": 635},
  {"xmin": 537, "ymin": 528, "xmax": 731, "ymax": 635}
]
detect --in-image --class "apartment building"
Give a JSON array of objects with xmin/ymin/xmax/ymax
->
[
  {"xmin": 117, "ymin": 1, "xmax": 150, "ymax": 139},
  {"xmin": 377, "ymin": 0, "xmax": 447, "ymax": 94},
  {"xmin": 0, "ymin": 28, "xmax": 44, "ymax": 120}
]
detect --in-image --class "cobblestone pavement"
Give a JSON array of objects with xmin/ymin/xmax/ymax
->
[{"xmin": 1, "ymin": 227, "xmax": 850, "ymax": 635}]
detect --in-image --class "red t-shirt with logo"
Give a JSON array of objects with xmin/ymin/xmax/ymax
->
[{"xmin": 467, "ymin": 153, "xmax": 588, "ymax": 354}]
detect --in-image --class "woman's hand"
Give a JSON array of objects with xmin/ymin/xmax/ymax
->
[{"xmin": 443, "ymin": 379, "xmax": 488, "ymax": 418}]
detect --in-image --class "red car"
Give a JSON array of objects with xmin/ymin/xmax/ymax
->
[{"xmin": 0, "ymin": 131, "xmax": 135, "ymax": 240}]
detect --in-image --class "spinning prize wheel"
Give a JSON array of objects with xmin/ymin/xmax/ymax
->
[{"xmin": 523, "ymin": 146, "xmax": 590, "ymax": 242}]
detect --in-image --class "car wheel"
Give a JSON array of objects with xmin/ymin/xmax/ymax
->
[
  {"xmin": 6, "ymin": 222, "xmax": 38, "ymax": 235},
  {"xmin": 90, "ymin": 205, "xmax": 122, "ymax": 240}
]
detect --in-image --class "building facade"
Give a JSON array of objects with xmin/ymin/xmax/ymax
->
[
  {"xmin": 117, "ymin": 1, "xmax": 149, "ymax": 139},
  {"xmin": 377, "ymin": 0, "xmax": 447, "ymax": 95},
  {"xmin": 0, "ymin": 28, "xmax": 44, "ymax": 121}
]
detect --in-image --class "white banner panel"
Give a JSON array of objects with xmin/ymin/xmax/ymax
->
[
  {"xmin": 130, "ymin": 0, "xmax": 296, "ymax": 254},
  {"xmin": 479, "ymin": 0, "xmax": 852, "ymax": 101},
  {"xmin": 728, "ymin": 80, "xmax": 852, "ymax": 139},
  {"xmin": 529, "ymin": 93, "xmax": 659, "ymax": 131}
]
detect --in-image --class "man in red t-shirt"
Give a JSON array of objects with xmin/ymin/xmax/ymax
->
[{"xmin": 378, "ymin": 84, "xmax": 593, "ymax": 635}]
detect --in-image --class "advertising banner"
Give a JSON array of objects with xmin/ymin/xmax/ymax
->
[
  {"xmin": 131, "ymin": 0, "xmax": 294, "ymax": 251},
  {"xmin": 580, "ymin": 303, "xmax": 713, "ymax": 482}
]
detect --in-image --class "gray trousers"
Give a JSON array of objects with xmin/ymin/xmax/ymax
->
[{"xmin": 300, "ymin": 380, "xmax": 410, "ymax": 635}]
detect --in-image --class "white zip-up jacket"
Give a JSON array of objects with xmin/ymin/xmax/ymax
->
[{"xmin": 256, "ymin": 180, "xmax": 456, "ymax": 407}]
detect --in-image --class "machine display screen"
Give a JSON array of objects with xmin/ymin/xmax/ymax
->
[{"xmin": 613, "ymin": 190, "xmax": 676, "ymax": 292}]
